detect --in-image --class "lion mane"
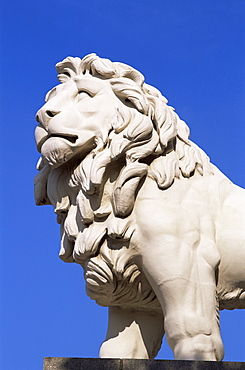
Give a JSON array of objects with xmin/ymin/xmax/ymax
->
[{"xmin": 35, "ymin": 54, "xmax": 213, "ymax": 309}]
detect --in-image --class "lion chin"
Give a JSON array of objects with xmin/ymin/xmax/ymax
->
[
  {"xmin": 40, "ymin": 133, "xmax": 96, "ymax": 168},
  {"xmin": 41, "ymin": 137, "xmax": 76, "ymax": 167}
]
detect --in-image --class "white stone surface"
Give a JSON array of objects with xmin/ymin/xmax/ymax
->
[{"xmin": 35, "ymin": 53, "xmax": 245, "ymax": 361}]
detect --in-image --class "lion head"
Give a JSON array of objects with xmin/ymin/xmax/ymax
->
[{"xmin": 35, "ymin": 53, "xmax": 212, "ymax": 308}]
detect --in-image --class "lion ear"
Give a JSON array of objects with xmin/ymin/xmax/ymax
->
[
  {"xmin": 56, "ymin": 57, "xmax": 83, "ymax": 83},
  {"xmin": 115, "ymin": 62, "xmax": 145, "ymax": 86},
  {"xmin": 110, "ymin": 78, "xmax": 149, "ymax": 115}
]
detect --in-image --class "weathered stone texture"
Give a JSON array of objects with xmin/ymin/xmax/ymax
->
[{"xmin": 43, "ymin": 358, "xmax": 245, "ymax": 370}]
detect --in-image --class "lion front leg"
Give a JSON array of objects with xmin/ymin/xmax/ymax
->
[
  {"xmin": 139, "ymin": 235, "xmax": 224, "ymax": 361},
  {"xmin": 99, "ymin": 306, "xmax": 164, "ymax": 359},
  {"xmin": 162, "ymin": 279, "xmax": 224, "ymax": 361}
]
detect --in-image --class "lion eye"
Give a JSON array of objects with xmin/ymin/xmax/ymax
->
[{"xmin": 78, "ymin": 90, "xmax": 92, "ymax": 97}]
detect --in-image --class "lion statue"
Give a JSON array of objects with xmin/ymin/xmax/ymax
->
[{"xmin": 34, "ymin": 53, "xmax": 245, "ymax": 361}]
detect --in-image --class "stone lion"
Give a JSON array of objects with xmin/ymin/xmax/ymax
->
[{"xmin": 34, "ymin": 53, "xmax": 245, "ymax": 361}]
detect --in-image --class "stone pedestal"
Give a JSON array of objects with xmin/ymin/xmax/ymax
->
[{"xmin": 43, "ymin": 358, "xmax": 245, "ymax": 370}]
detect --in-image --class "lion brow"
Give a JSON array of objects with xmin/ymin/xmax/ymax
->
[
  {"xmin": 74, "ymin": 76, "xmax": 105, "ymax": 95},
  {"xmin": 45, "ymin": 87, "xmax": 57, "ymax": 102}
]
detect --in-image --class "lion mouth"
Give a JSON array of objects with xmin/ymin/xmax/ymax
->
[{"xmin": 49, "ymin": 133, "xmax": 78, "ymax": 144}]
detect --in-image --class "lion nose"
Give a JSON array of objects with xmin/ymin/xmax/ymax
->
[
  {"xmin": 45, "ymin": 110, "xmax": 60, "ymax": 118},
  {"xmin": 35, "ymin": 112, "xmax": 41, "ymax": 123},
  {"xmin": 35, "ymin": 108, "xmax": 60, "ymax": 129}
]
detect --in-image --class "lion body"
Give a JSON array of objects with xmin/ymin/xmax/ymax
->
[
  {"xmin": 135, "ymin": 167, "xmax": 245, "ymax": 309},
  {"xmin": 35, "ymin": 54, "xmax": 245, "ymax": 360}
]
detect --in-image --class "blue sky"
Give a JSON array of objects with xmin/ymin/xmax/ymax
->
[{"xmin": 1, "ymin": 1, "xmax": 244, "ymax": 369}]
